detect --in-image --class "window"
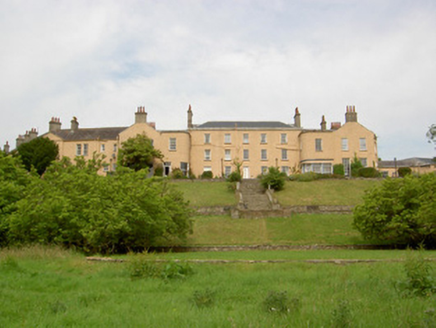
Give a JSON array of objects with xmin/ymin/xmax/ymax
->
[
  {"xmin": 341, "ymin": 138, "xmax": 349, "ymax": 151},
  {"xmin": 169, "ymin": 138, "xmax": 176, "ymax": 151},
  {"xmin": 204, "ymin": 133, "xmax": 211, "ymax": 144},
  {"xmin": 181, "ymin": 162, "xmax": 188, "ymax": 176},
  {"xmin": 113, "ymin": 144, "xmax": 117, "ymax": 153},
  {"xmin": 360, "ymin": 158, "xmax": 367, "ymax": 167},
  {"xmin": 261, "ymin": 149, "xmax": 267, "ymax": 160},
  {"xmin": 112, "ymin": 164, "xmax": 117, "ymax": 171},
  {"xmin": 103, "ymin": 165, "xmax": 109, "ymax": 172},
  {"xmin": 224, "ymin": 134, "xmax": 231, "ymax": 144},
  {"xmin": 243, "ymin": 149, "xmax": 249, "ymax": 161},
  {"xmin": 302, "ymin": 163, "xmax": 332, "ymax": 174},
  {"xmin": 76, "ymin": 144, "xmax": 82, "ymax": 156},
  {"xmin": 281, "ymin": 166, "xmax": 289, "ymax": 175},
  {"xmin": 281, "ymin": 133, "xmax": 287, "ymax": 144},
  {"xmin": 342, "ymin": 158, "xmax": 350, "ymax": 176},
  {"xmin": 260, "ymin": 133, "xmax": 267, "ymax": 144},
  {"xmin": 224, "ymin": 149, "xmax": 231, "ymax": 161},
  {"xmin": 83, "ymin": 144, "xmax": 88, "ymax": 156},
  {"xmin": 203, "ymin": 166, "xmax": 212, "ymax": 172},
  {"xmin": 281, "ymin": 149, "xmax": 288, "ymax": 160},
  {"xmin": 261, "ymin": 166, "xmax": 268, "ymax": 174},
  {"xmin": 100, "ymin": 144, "xmax": 105, "ymax": 153},
  {"xmin": 360, "ymin": 138, "xmax": 367, "ymax": 151},
  {"xmin": 224, "ymin": 166, "xmax": 232, "ymax": 177},
  {"xmin": 204, "ymin": 149, "xmax": 211, "ymax": 161},
  {"xmin": 315, "ymin": 138, "xmax": 322, "ymax": 152},
  {"xmin": 243, "ymin": 133, "xmax": 249, "ymax": 144}
]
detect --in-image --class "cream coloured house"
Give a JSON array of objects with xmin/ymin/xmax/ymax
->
[{"xmin": 11, "ymin": 105, "xmax": 378, "ymax": 177}]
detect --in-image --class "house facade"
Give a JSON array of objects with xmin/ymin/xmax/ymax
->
[{"xmin": 8, "ymin": 105, "xmax": 378, "ymax": 177}]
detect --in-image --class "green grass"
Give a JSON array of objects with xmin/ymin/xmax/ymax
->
[
  {"xmin": 184, "ymin": 214, "xmax": 369, "ymax": 246},
  {"xmin": 2, "ymin": 246, "xmax": 436, "ymax": 327},
  {"xmin": 275, "ymin": 179, "xmax": 381, "ymax": 206},
  {"xmin": 171, "ymin": 181, "xmax": 237, "ymax": 206}
]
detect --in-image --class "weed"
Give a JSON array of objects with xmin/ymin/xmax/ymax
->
[
  {"xmin": 160, "ymin": 261, "xmax": 194, "ymax": 281},
  {"xmin": 331, "ymin": 299, "xmax": 352, "ymax": 328},
  {"xmin": 396, "ymin": 249, "xmax": 436, "ymax": 297},
  {"xmin": 49, "ymin": 300, "xmax": 67, "ymax": 314},
  {"xmin": 128, "ymin": 255, "xmax": 194, "ymax": 281},
  {"xmin": 263, "ymin": 290, "xmax": 300, "ymax": 314},
  {"xmin": 128, "ymin": 256, "xmax": 160, "ymax": 279},
  {"xmin": 191, "ymin": 288, "xmax": 215, "ymax": 308}
]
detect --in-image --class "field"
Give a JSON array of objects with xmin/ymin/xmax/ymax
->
[{"xmin": 1, "ymin": 246, "xmax": 436, "ymax": 327}]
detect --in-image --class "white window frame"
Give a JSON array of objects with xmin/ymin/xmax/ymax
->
[
  {"xmin": 203, "ymin": 166, "xmax": 212, "ymax": 172},
  {"xmin": 76, "ymin": 144, "xmax": 82, "ymax": 156},
  {"xmin": 360, "ymin": 158, "xmax": 367, "ymax": 167},
  {"xmin": 224, "ymin": 149, "xmax": 231, "ymax": 161},
  {"xmin": 315, "ymin": 138, "xmax": 322, "ymax": 152},
  {"xmin": 280, "ymin": 133, "xmax": 287, "ymax": 144},
  {"xmin": 359, "ymin": 138, "xmax": 367, "ymax": 151},
  {"xmin": 243, "ymin": 149, "xmax": 249, "ymax": 161},
  {"xmin": 224, "ymin": 134, "xmax": 231, "ymax": 144},
  {"xmin": 260, "ymin": 133, "xmax": 267, "ymax": 144},
  {"xmin": 281, "ymin": 149, "xmax": 288, "ymax": 160},
  {"xmin": 243, "ymin": 133, "xmax": 249, "ymax": 144},
  {"xmin": 204, "ymin": 133, "xmax": 211, "ymax": 144},
  {"xmin": 204, "ymin": 149, "xmax": 211, "ymax": 161},
  {"xmin": 113, "ymin": 144, "xmax": 117, "ymax": 153},
  {"xmin": 100, "ymin": 144, "xmax": 105, "ymax": 153},
  {"xmin": 341, "ymin": 138, "xmax": 349, "ymax": 151},
  {"xmin": 261, "ymin": 149, "xmax": 267, "ymax": 160},
  {"xmin": 83, "ymin": 144, "xmax": 88, "ymax": 156},
  {"xmin": 261, "ymin": 166, "xmax": 268, "ymax": 174},
  {"xmin": 224, "ymin": 166, "xmax": 232, "ymax": 177},
  {"xmin": 342, "ymin": 158, "xmax": 350, "ymax": 176},
  {"xmin": 169, "ymin": 138, "xmax": 177, "ymax": 151},
  {"xmin": 281, "ymin": 166, "xmax": 289, "ymax": 175}
]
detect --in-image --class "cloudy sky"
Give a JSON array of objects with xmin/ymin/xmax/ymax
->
[{"xmin": 1, "ymin": 0, "xmax": 435, "ymax": 160}]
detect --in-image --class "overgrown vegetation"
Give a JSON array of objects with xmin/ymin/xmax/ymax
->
[
  {"xmin": 260, "ymin": 167, "xmax": 287, "ymax": 191},
  {"xmin": 353, "ymin": 174, "xmax": 436, "ymax": 246},
  {"xmin": 15, "ymin": 137, "xmax": 59, "ymax": 175},
  {"xmin": 117, "ymin": 133, "xmax": 163, "ymax": 171}
]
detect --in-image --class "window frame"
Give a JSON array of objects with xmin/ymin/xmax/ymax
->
[
  {"xmin": 224, "ymin": 133, "xmax": 231, "ymax": 144},
  {"xmin": 224, "ymin": 149, "xmax": 231, "ymax": 161},
  {"xmin": 204, "ymin": 149, "xmax": 211, "ymax": 161},
  {"xmin": 243, "ymin": 149, "xmax": 249, "ymax": 161},
  {"xmin": 260, "ymin": 133, "xmax": 267, "ymax": 144},
  {"xmin": 169, "ymin": 137, "xmax": 177, "ymax": 151},
  {"xmin": 359, "ymin": 138, "xmax": 367, "ymax": 151},
  {"xmin": 204, "ymin": 133, "xmax": 211, "ymax": 144},
  {"xmin": 261, "ymin": 149, "xmax": 267, "ymax": 161},
  {"xmin": 280, "ymin": 133, "xmax": 287, "ymax": 144},
  {"xmin": 281, "ymin": 149, "xmax": 288, "ymax": 160},
  {"xmin": 315, "ymin": 138, "xmax": 322, "ymax": 152},
  {"xmin": 243, "ymin": 133, "xmax": 249, "ymax": 144},
  {"xmin": 341, "ymin": 138, "xmax": 349, "ymax": 151}
]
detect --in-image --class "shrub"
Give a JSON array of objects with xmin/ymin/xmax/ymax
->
[
  {"xmin": 398, "ymin": 167, "xmax": 412, "ymax": 177},
  {"xmin": 351, "ymin": 155, "xmax": 363, "ymax": 177},
  {"xmin": 357, "ymin": 167, "xmax": 380, "ymax": 178},
  {"xmin": 192, "ymin": 289, "xmax": 215, "ymax": 308},
  {"xmin": 227, "ymin": 171, "xmax": 242, "ymax": 183},
  {"xmin": 200, "ymin": 171, "xmax": 213, "ymax": 179},
  {"xmin": 128, "ymin": 256, "xmax": 194, "ymax": 281},
  {"xmin": 260, "ymin": 167, "xmax": 287, "ymax": 191},
  {"xmin": 331, "ymin": 299, "xmax": 352, "ymax": 328},
  {"xmin": 353, "ymin": 174, "xmax": 436, "ymax": 246},
  {"xmin": 170, "ymin": 168, "xmax": 186, "ymax": 179},
  {"xmin": 154, "ymin": 164, "xmax": 163, "ymax": 177},
  {"xmin": 333, "ymin": 164, "xmax": 345, "ymax": 176},
  {"xmin": 263, "ymin": 290, "xmax": 300, "ymax": 314}
]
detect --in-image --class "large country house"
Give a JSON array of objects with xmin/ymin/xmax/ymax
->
[{"xmin": 8, "ymin": 105, "xmax": 378, "ymax": 178}]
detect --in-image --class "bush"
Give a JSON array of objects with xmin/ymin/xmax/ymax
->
[
  {"xmin": 289, "ymin": 172, "xmax": 345, "ymax": 182},
  {"xmin": 262, "ymin": 290, "xmax": 300, "ymax": 314},
  {"xmin": 398, "ymin": 167, "xmax": 412, "ymax": 177},
  {"xmin": 260, "ymin": 167, "xmax": 287, "ymax": 191},
  {"xmin": 357, "ymin": 167, "xmax": 380, "ymax": 178},
  {"xmin": 227, "ymin": 170, "xmax": 242, "ymax": 183},
  {"xmin": 351, "ymin": 156, "xmax": 363, "ymax": 177},
  {"xmin": 192, "ymin": 289, "xmax": 216, "ymax": 308},
  {"xmin": 170, "ymin": 168, "xmax": 186, "ymax": 179},
  {"xmin": 154, "ymin": 164, "xmax": 163, "ymax": 177},
  {"xmin": 200, "ymin": 171, "xmax": 213, "ymax": 179},
  {"xmin": 353, "ymin": 174, "xmax": 436, "ymax": 246},
  {"xmin": 333, "ymin": 164, "xmax": 345, "ymax": 176}
]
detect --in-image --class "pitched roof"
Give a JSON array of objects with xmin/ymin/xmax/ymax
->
[
  {"xmin": 50, "ymin": 127, "xmax": 127, "ymax": 141},
  {"xmin": 378, "ymin": 157, "xmax": 435, "ymax": 168},
  {"xmin": 195, "ymin": 121, "xmax": 295, "ymax": 129}
]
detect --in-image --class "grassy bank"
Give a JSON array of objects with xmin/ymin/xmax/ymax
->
[
  {"xmin": 1, "ymin": 247, "xmax": 436, "ymax": 327},
  {"xmin": 171, "ymin": 181, "xmax": 236, "ymax": 206}
]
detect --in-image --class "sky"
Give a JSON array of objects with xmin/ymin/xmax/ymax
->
[{"xmin": 1, "ymin": 0, "xmax": 435, "ymax": 160}]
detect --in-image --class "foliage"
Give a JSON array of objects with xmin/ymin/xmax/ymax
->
[
  {"xmin": 427, "ymin": 124, "xmax": 436, "ymax": 145},
  {"xmin": 16, "ymin": 137, "xmax": 59, "ymax": 175},
  {"xmin": 170, "ymin": 168, "xmax": 186, "ymax": 179},
  {"xmin": 192, "ymin": 288, "xmax": 216, "ymax": 308},
  {"xmin": 260, "ymin": 167, "xmax": 287, "ymax": 191},
  {"xmin": 154, "ymin": 164, "xmax": 163, "ymax": 176},
  {"xmin": 333, "ymin": 164, "xmax": 345, "ymax": 176},
  {"xmin": 117, "ymin": 134, "xmax": 163, "ymax": 171},
  {"xmin": 289, "ymin": 172, "xmax": 345, "ymax": 182},
  {"xmin": 357, "ymin": 167, "xmax": 380, "ymax": 178},
  {"xmin": 331, "ymin": 300, "xmax": 352, "ymax": 328},
  {"xmin": 2, "ymin": 158, "xmax": 193, "ymax": 253},
  {"xmin": 350, "ymin": 155, "xmax": 363, "ymax": 177},
  {"xmin": 398, "ymin": 167, "xmax": 412, "ymax": 177},
  {"xmin": 262, "ymin": 290, "xmax": 300, "ymax": 314},
  {"xmin": 128, "ymin": 255, "xmax": 194, "ymax": 281},
  {"xmin": 227, "ymin": 171, "xmax": 242, "ymax": 183},
  {"xmin": 396, "ymin": 248, "xmax": 436, "ymax": 297},
  {"xmin": 200, "ymin": 171, "xmax": 213, "ymax": 179},
  {"xmin": 353, "ymin": 174, "xmax": 436, "ymax": 246}
]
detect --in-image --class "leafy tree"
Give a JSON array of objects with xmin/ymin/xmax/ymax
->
[
  {"xmin": 350, "ymin": 155, "xmax": 363, "ymax": 177},
  {"xmin": 398, "ymin": 167, "xmax": 412, "ymax": 177},
  {"xmin": 16, "ymin": 137, "xmax": 59, "ymax": 175},
  {"xmin": 333, "ymin": 164, "xmax": 345, "ymax": 176},
  {"xmin": 353, "ymin": 174, "xmax": 436, "ymax": 246},
  {"xmin": 427, "ymin": 124, "xmax": 436, "ymax": 146},
  {"xmin": 357, "ymin": 167, "xmax": 380, "ymax": 178},
  {"xmin": 117, "ymin": 134, "xmax": 163, "ymax": 171},
  {"xmin": 260, "ymin": 167, "xmax": 287, "ymax": 191}
]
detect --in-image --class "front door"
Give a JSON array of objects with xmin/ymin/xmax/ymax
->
[
  {"xmin": 164, "ymin": 162, "xmax": 171, "ymax": 176},
  {"xmin": 243, "ymin": 166, "xmax": 250, "ymax": 179}
]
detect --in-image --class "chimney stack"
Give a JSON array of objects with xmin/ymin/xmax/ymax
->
[
  {"xmin": 29, "ymin": 128, "xmax": 38, "ymax": 140},
  {"xmin": 345, "ymin": 105, "xmax": 358, "ymax": 123},
  {"xmin": 331, "ymin": 122, "xmax": 341, "ymax": 130},
  {"xmin": 294, "ymin": 107, "xmax": 301, "ymax": 128},
  {"xmin": 71, "ymin": 117, "xmax": 79, "ymax": 132},
  {"xmin": 320, "ymin": 115, "xmax": 327, "ymax": 131},
  {"xmin": 187, "ymin": 104, "xmax": 193, "ymax": 129},
  {"xmin": 16, "ymin": 135, "xmax": 24, "ymax": 148},
  {"xmin": 3, "ymin": 141, "xmax": 10, "ymax": 154},
  {"xmin": 135, "ymin": 106, "xmax": 147, "ymax": 124},
  {"xmin": 49, "ymin": 117, "xmax": 62, "ymax": 133}
]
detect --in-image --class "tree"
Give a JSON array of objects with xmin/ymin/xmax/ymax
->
[
  {"xmin": 427, "ymin": 124, "xmax": 436, "ymax": 147},
  {"xmin": 353, "ymin": 174, "xmax": 436, "ymax": 246},
  {"xmin": 350, "ymin": 154, "xmax": 363, "ymax": 177},
  {"xmin": 117, "ymin": 134, "xmax": 163, "ymax": 171},
  {"xmin": 16, "ymin": 137, "xmax": 59, "ymax": 175},
  {"xmin": 260, "ymin": 167, "xmax": 287, "ymax": 191}
]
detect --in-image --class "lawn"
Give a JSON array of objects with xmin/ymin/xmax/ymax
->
[
  {"xmin": 171, "ymin": 180, "xmax": 237, "ymax": 206},
  {"xmin": 183, "ymin": 214, "xmax": 369, "ymax": 246},
  {"xmin": 275, "ymin": 179, "xmax": 381, "ymax": 206},
  {"xmin": 2, "ymin": 246, "xmax": 436, "ymax": 327}
]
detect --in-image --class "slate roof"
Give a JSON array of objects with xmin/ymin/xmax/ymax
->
[
  {"xmin": 195, "ymin": 121, "xmax": 295, "ymax": 129},
  {"xmin": 378, "ymin": 157, "xmax": 435, "ymax": 168},
  {"xmin": 50, "ymin": 127, "xmax": 128, "ymax": 141}
]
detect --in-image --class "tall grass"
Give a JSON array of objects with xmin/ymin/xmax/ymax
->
[{"xmin": 171, "ymin": 181, "xmax": 236, "ymax": 206}]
